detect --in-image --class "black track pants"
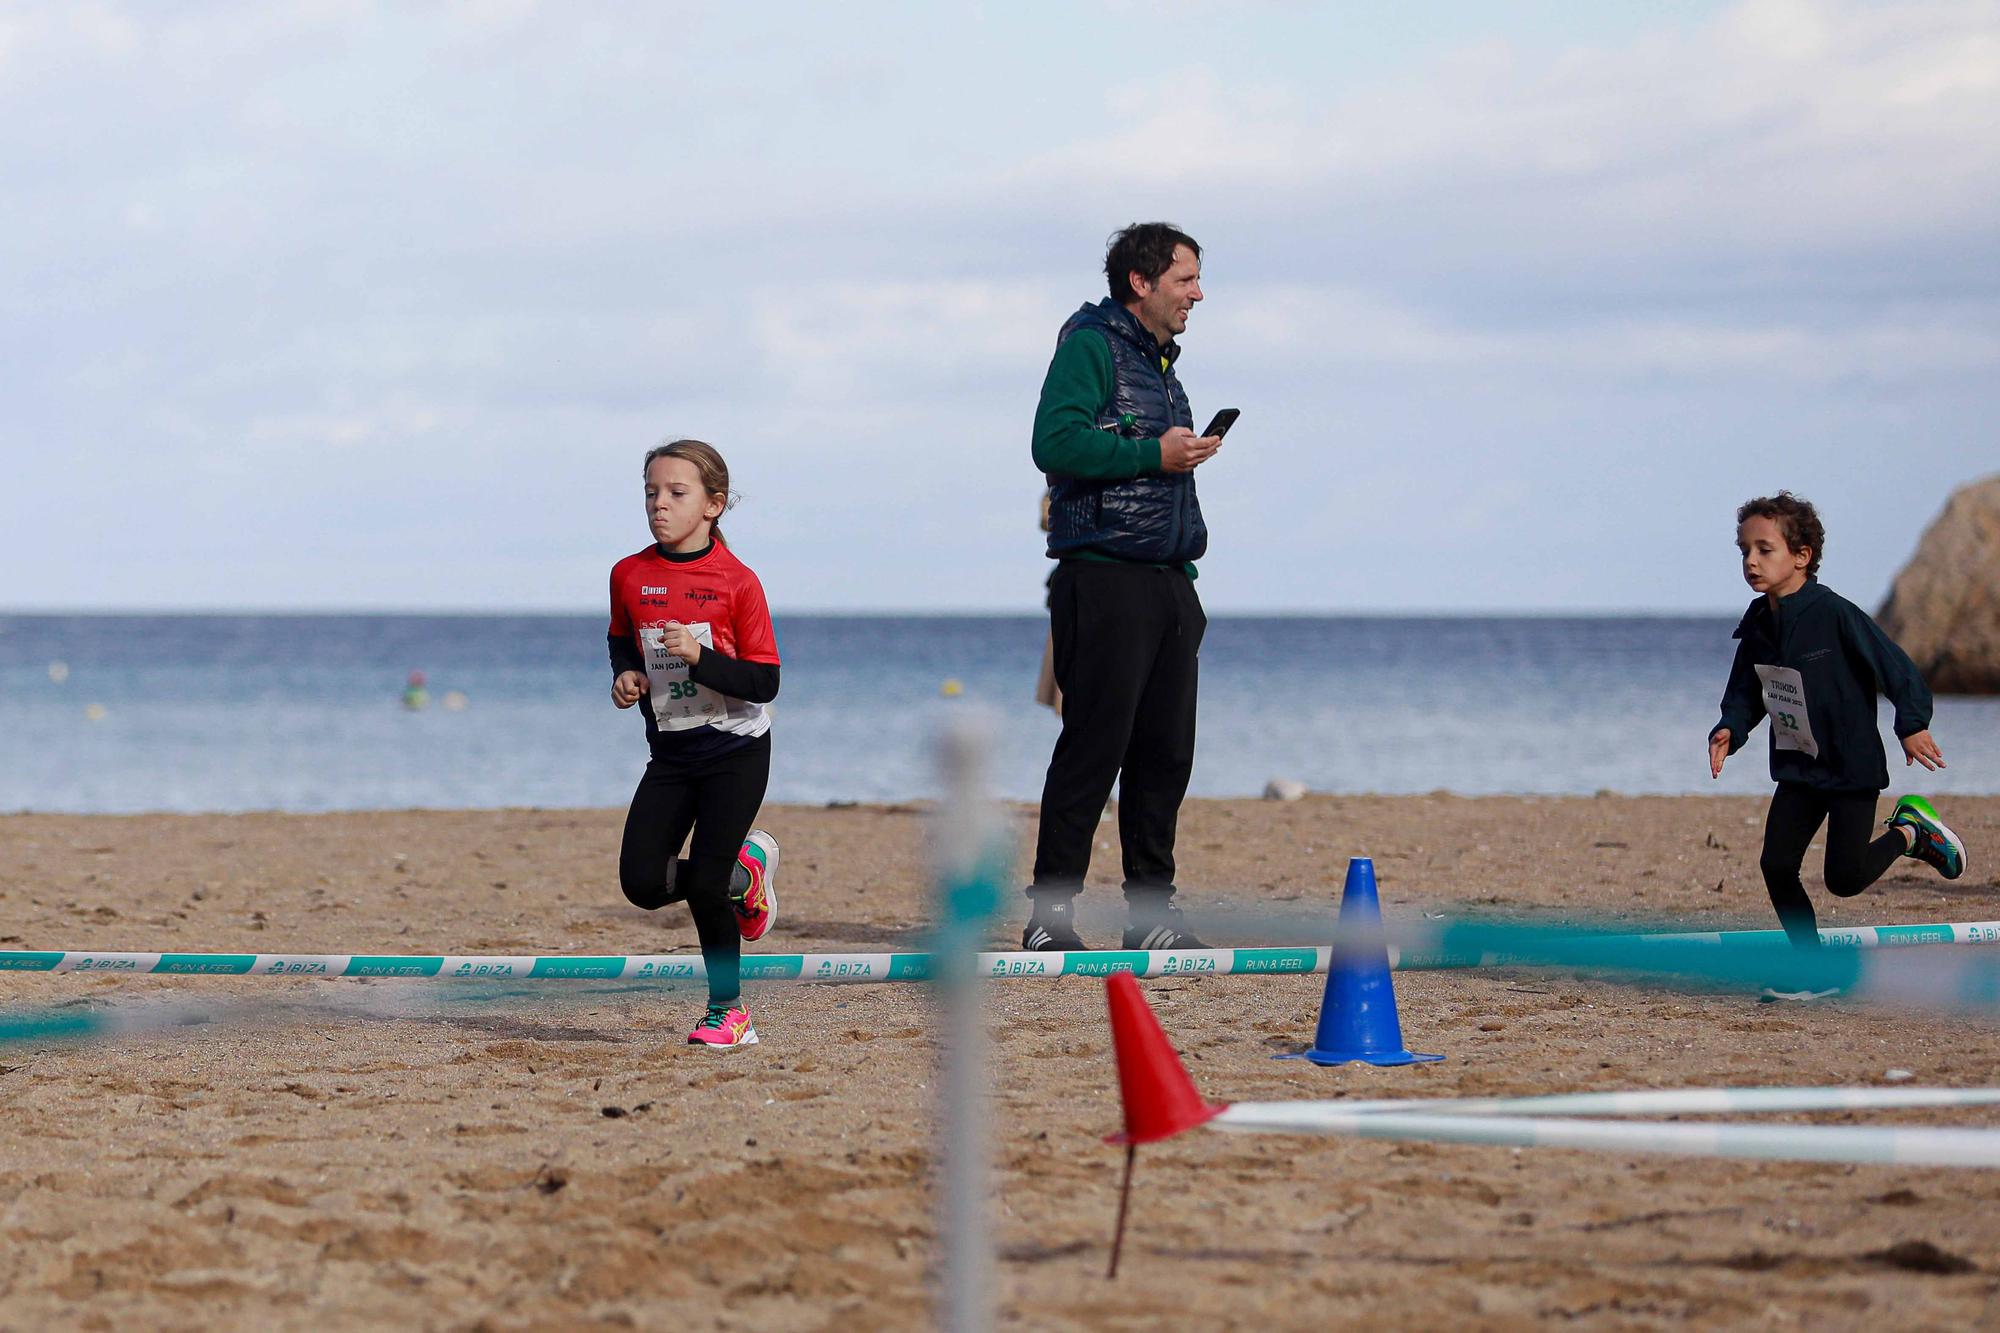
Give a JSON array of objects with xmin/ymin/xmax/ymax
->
[
  {"xmin": 1031, "ymin": 560, "xmax": 1204, "ymax": 905},
  {"xmin": 618, "ymin": 732, "xmax": 770, "ymax": 1005},
  {"xmin": 1760, "ymin": 781, "xmax": 1907, "ymax": 948}
]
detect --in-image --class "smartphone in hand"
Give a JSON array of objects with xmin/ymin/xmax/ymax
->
[{"xmin": 1202, "ymin": 408, "xmax": 1240, "ymax": 439}]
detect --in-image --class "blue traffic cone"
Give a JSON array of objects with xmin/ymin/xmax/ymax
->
[{"xmin": 1277, "ymin": 857, "xmax": 1442, "ymax": 1067}]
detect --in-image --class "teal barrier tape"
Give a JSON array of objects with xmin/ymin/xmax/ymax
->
[
  {"xmin": 1060, "ymin": 951, "xmax": 1151, "ymax": 977},
  {"xmin": 888, "ymin": 954, "xmax": 934, "ymax": 981},
  {"xmin": 5, "ymin": 921, "xmax": 2000, "ymax": 988},
  {"xmin": 527, "ymin": 957, "xmax": 625, "ymax": 979},
  {"xmin": 347, "ymin": 956, "xmax": 445, "ymax": 977},
  {"xmin": 0, "ymin": 953, "xmax": 65, "ymax": 972},
  {"xmin": 1428, "ymin": 921, "xmax": 1866, "ymax": 996},
  {"xmin": 0, "ymin": 1011, "xmax": 107, "ymax": 1044},
  {"xmin": 156, "ymin": 954, "xmax": 258, "ymax": 975},
  {"xmin": 1230, "ymin": 947, "xmax": 1322, "ymax": 975},
  {"xmin": 16, "ymin": 921, "xmax": 2000, "ymax": 1054},
  {"xmin": 1877, "ymin": 924, "xmax": 1958, "ymax": 945},
  {"xmin": 740, "ymin": 955, "xmax": 805, "ymax": 980}
]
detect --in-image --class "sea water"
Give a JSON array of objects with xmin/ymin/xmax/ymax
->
[{"xmin": 1, "ymin": 614, "xmax": 1994, "ymax": 813}]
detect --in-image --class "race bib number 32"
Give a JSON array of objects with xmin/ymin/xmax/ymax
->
[{"xmin": 1753, "ymin": 664, "xmax": 1820, "ymax": 759}]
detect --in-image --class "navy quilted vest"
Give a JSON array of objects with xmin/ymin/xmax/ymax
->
[{"xmin": 1044, "ymin": 299, "xmax": 1207, "ymax": 564}]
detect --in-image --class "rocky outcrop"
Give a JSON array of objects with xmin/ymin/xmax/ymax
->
[{"xmin": 1877, "ymin": 474, "xmax": 2000, "ymax": 695}]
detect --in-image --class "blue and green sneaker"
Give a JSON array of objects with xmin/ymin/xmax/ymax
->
[{"xmin": 1889, "ymin": 795, "xmax": 1966, "ymax": 881}]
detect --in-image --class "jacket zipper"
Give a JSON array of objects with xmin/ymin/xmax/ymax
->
[{"xmin": 1155, "ymin": 354, "xmax": 1184, "ymax": 559}]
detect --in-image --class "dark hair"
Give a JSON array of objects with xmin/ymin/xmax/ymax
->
[
  {"xmin": 643, "ymin": 438, "xmax": 735, "ymax": 547},
  {"xmin": 1105, "ymin": 222, "xmax": 1201, "ymax": 305},
  {"xmin": 1736, "ymin": 491, "xmax": 1824, "ymax": 575}
]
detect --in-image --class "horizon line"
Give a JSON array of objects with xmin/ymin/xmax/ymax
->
[{"xmin": 0, "ymin": 605, "xmax": 1759, "ymax": 619}]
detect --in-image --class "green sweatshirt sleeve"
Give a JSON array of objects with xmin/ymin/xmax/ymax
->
[{"xmin": 1031, "ymin": 330, "xmax": 1164, "ymax": 478}]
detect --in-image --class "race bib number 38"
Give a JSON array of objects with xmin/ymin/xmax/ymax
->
[
  {"xmin": 642, "ymin": 622, "xmax": 727, "ymax": 731},
  {"xmin": 1753, "ymin": 664, "xmax": 1820, "ymax": 759}
]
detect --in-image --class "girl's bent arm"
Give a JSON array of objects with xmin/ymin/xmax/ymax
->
[
  {"xmin": 687, "ymin": 650, "xmax": 780, "ymax": 704},
  {"xmin": 607, "ymin": 632, "xmax": 645, "ymax": 678}
]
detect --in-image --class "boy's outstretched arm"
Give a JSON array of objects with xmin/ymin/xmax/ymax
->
[
  {"xmin": 1839, "ymin": 601, "xmax": 1939, "ymax": 763},
  {"xmin": 1710, "ymin": 640, "xmax": 1762, "ymax": 778},
  {"xmin": 1902, "ymin": 730, "xmax": 1946, "ymax": 770},
  {"xmin": 1709, "ymin": 727, "xmax": 1733, "ymax": 778}
]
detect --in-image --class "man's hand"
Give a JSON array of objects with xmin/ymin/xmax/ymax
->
[
  {"xmin": 1158, "ymin": 426, "xmax": 1221, "ymax": 473},
  {"xmin": 1708, "ymin": 728, "xmax": 1732, "ymax": 779},
  {"xmin": 1902, "ymin": 729, "xmax": 1946, "ymax": 770},
  {"xmin": 612, "ymin": 670, "xmax": 649, "ymax": 709},
  {"xmin": 660, "ymin": 621, "xmax": 702, "ymax": 664}
]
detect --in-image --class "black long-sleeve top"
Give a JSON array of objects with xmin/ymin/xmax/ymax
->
[{"xmin": 1713, "ymin": 577, "xmax": 1932, "ymax": 793}]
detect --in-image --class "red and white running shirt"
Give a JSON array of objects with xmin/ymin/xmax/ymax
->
[{"xmin": 608, "ymin": 542, "xmax": 779, "ymax": 749}]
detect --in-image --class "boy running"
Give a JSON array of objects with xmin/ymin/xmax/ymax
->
[{"xmin": 1709, "ymin": 492, "xmax": 1967, "ymax": 958}]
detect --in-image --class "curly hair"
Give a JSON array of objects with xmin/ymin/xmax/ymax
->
[{"xmin": 1736, "ymin": 491, "xmax": 1824, "ymax": 575}]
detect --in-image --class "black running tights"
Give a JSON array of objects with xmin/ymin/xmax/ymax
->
[
  {"xmin": 1760, "ymin": 781, "xmax": 1907, "ymax": 949},
  {"xmin": 618, "ymin": 733, "xmax": 770, "ymax": 1005}
]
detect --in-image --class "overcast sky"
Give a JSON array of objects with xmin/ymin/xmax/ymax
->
[{"xmin": 3, "ymin": 0, "xmax": 1996, "ymax": 614}]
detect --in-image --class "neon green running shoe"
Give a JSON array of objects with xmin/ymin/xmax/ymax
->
[{"xmin": 1889, "ymin": 795, "xmax": 1966, "ymax": 881}]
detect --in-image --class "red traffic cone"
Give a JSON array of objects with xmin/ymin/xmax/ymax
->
[
  {"xmin": 1104, "ymin": 971, "xmax": 1227, "ymax": 1145},
  {"xmin": 1103, "ymin": 973, "xmax": 1226, "ymax": 1279}
]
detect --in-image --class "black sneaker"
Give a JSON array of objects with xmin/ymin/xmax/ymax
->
[
  {"xmin": 1123, "ymin": 904, "xmax": 1207, "ymax": 951},
  {"xmin": 1022, "ymin": 897, "xmax": 1087, "ymax": 951}
]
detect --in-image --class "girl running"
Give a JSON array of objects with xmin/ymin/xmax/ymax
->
[
  {"xmin": 1708, "ymin": 492, "xmax": 1967, "ymax": 957},
  {"xmin": 608, "ymin": 439, "xmax": 781, "ymax": 1049}
]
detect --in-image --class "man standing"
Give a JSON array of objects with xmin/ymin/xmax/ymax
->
[{"xmin": 1023, "ymin": 222, "xmax": 1221, "ymax": 952}]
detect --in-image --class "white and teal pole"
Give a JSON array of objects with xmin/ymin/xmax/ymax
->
[{"xmin": 931, "ymin": 716, "xmax": 1011, "ymax": 1333}]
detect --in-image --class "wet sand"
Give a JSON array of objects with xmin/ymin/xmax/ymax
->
[{"xmin": 3, "ymin": 794, "xmax": 2000, "ymax": 1329}]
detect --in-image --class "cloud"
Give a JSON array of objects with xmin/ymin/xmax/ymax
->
[
  {"xmin": 0, "ymin": 3, "xmax": 142, "ymax": 77},
  {"xmin": 245, "ymin": 399, "xmax": 444, "ymax": 450},
  {"xmin": 748, "ymin": 279, "xmax": 1059, "ymax": 402},
  {"xmin": 1209, "ymin": 285, "xmax": 2000, "ymax": 383},
  {"xmin": 2, "ymin": 0, "xmax": 1996, "ymax": 612},
  {"xmin": 1006, "ymin": 0, "xmax": 2000, "ymax": 256}
]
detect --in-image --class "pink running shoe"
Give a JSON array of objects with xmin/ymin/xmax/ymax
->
[
  {"xmin": 687, "ymin": 1004, "xmax": 758, "ymax": 1048},
  {"xmin": 733, "ymin": 829, "xmax": 780, "ymax": 942}
]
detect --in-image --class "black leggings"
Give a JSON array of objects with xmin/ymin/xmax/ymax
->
[
  {"xmin": 1760, "ymin": 782, "xmax": 1907, "ymax": 948},
  {"xmin": 619, "ymin": 732, "xmax": 770, "ymax": 1005}
]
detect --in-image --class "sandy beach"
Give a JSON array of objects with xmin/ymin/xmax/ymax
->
[{"xmin": 4, "ymin": 793, "xmax": 2000, "ymax": 1329}]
